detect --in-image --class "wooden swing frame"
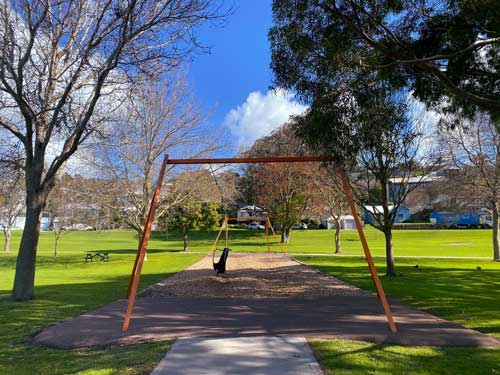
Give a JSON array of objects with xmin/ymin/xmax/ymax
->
[{"xmin": 122, "ymin": 154, "xmax": 398, "ymax": 334}]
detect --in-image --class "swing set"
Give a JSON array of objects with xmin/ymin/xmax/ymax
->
[
  {"xmin": 122, "ymin": 155, "xmax": 398, "ymax": 334},
  {"xmin": 210, "ymin": 215, "xmax": 284, "ymax": 274}
]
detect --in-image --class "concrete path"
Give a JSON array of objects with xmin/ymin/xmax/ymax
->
[
  {"xmin": 30, "ymin": 254, "xmax": 500, "ymax": 349},
  {"xmin": 150, "ymin": 336, "xmax": 323, "ymax": 375},
  {"xmin": 32, "ymin": 296, "xmax": 500, "ymax": 348}
]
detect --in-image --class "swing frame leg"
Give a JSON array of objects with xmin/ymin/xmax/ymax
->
[
  {"xmin": 339, "ymin": 169, "xmax": 397, "ymax": 333},
  {"xmin": 123, "ymin": 155, "xmax": 169, "ymax": 332}
]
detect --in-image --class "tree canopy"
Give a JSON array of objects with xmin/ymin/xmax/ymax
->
[{"xmin": 270, "ymin": 0, "xmax": 500, "ymax": 117}]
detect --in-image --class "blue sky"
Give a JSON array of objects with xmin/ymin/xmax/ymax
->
[{"xmin": 187, "ymin": 1, "xmax": 306, "ymax": 153}]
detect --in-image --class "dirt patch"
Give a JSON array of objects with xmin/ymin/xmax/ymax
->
[{"xmin": 140, "ymin": 253, "xmax": 362, "ymax": 299}]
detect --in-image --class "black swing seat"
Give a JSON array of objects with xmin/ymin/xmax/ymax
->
[{"xmin": 213, "ymin": 247, "xmax": 231, "ymax": 275}]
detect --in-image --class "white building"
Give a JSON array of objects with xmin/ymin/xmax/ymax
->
[
  {"xmin": 237, "ymin": 205, "xmax": 265, "ymax": 220},
  {"xmin": 321, "ymin": 215, "xmax": 357, "ymax": 230}
]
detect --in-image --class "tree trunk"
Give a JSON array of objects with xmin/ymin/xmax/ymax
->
[
  {"xmin": 493, "ymin": 202, "xmax": 500, "ymax": 261},
  {"xmin": 183, "ymin": 232, "xmax": 189, "ymax": 252},
  {"xmin": 280, "ymin": 226, "xmax": 291, "ymax": 244},
  {"xmin": 53, "ymin": 235, "xmax": 59, "ymax": 257},
  {"xmin": 3, "ymin": 228, "xmax": 11, "ymax": 252},
  {"xmin": 12, "ymin": 157, "xmax": 51, "ymax": 301},
  {"xmin": 384, "ymin": 229, "xmax": 396, "ymax": 276},
  {"xmin": 12, "ymin": 203, "xmax": 44, "ymax": 300},
  {"xmin": 334, "ymin": 224, "xmax": 342, "ymax": 254}
]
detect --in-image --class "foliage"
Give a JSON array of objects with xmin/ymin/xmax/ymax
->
[
  {"xmin": 243, "ymin": 125, "xmax": 313, "ymax": 243},
  {"xmin": 269, "ymin": 0, "xmax": 500, "ymax": 117},
  {"xmin": 294, "ymin": 85, "xmax": 429, "ymax": 275},
  {"xmin": 308, "ymin": 168, "xmax": 350, "ymax": 253},
  {"xmin": 168, "ymin": 202, "xmax": 220, "ymax": 250}
]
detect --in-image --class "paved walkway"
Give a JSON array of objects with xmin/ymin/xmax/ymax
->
[
  {"xmin": 32, "ymin": 295, "xmax": 500, "ymax": 348},
  {"xmin": 150, "ymin": 336, "xmax": 323, "ymax": 375},
  {"xmin": 31, "ymin": 254, "xmax": 500, "ymax": 349}
]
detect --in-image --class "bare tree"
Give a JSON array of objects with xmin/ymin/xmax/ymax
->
[
  {"xmin": 0, "ymin": 165, "xmax": 24, "ymax": 252},
  {"xmin": 91, "ymin": 72, "xmax": 219, "ymax": 246},
  {"xmin": 46, "ymin": 175, "xmax": 82, "ymax": 257},
  {"xmin": 310, "ymin": 168, "xmax": 349, "ymax": 254},
  {"xmin": 440, "ymin": 113, "xmax": 500, "ymax": 261},
  {"xmin": 0, "ymin": 0, "xmax": 224, "ymax": 300}
]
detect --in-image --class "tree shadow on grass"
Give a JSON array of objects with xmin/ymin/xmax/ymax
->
[
  {"xmin": 301, "ymin": 260, "xmax": 500, "ymax": 339},
  {"xmin": 0, "ymin": 272, "xmax": 176, "ymax": 375},
  {"xmin": 310, "ymin": 339, "xmax": 500, "ymax": 375}
]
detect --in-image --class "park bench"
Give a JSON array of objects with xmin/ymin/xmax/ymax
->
[{"xmin": 84, "ymin": 251, "xmax": 110, "ymax": 262}]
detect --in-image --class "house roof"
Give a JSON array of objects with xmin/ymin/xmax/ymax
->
[
  {"xmin": 322, "ymin": 215, "xmax": 354, "ymax": 221},
  {"xmin": 364, "ymin": 205, "xmax": 408, "ymax": 214},
  {"xmin": 238, "ymin": 205, "xmax": 263, "ymax": 212},
  {"xmin": 389, "ymin": 174, "xmax": 445, "ymax": 184}
]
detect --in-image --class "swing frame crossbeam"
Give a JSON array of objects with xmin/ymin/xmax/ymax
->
[{"xmin": 122, "ymin": 154, "xmax": 398, "ymax": 334}]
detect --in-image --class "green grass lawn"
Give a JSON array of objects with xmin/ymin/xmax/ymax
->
[
  {"xmin": 2, "ymin": 228, "xmax": 500, "ymax": 374},
  {"xmin": 38, "ymin": 225, "xmax": 492, "ymax": 258},
  {"xmin": 2, "ymin": 226, "xmax": 496, "ymax": 257},
  {"xmin": 296, "ymin": 255, "xmax": 500, "ymax": 374},
  {"xmin": 309, "ymin": 339, "xmax": 500, "ymax": 375},
  {"xmin": 276, "ymin": 227, "xmax": 495, "ymax": 257},
  {"xmin": 166, "ymin": 226, "xmax": 496, "ymax": 257},
  {"xmin": 0, "ymin": 230, "xmax": 204, "ymax": 375}
]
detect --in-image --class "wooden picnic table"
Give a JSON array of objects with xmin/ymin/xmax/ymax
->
[{"xmin": 84, "ymin": 251, "xmax": 110, "ymax": 262}]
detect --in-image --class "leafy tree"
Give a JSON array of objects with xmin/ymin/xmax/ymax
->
[
  {"xmin": 270, "ymin": 0, "xmax": 500, "ymax": 118},
  {"xmin": 243, "ymin": 125, "xmax": 311, "ymax": 243},
  {"xmin": 294, "ymin": 85, "xmax": 431, "ymax": 276},
  {"xmin": 254, "ymin": 163, "xmax": 309, "ymax": 243},
  {"xmin": 168, "ymin": 202, "xmax": 220, "ymax": 252}
]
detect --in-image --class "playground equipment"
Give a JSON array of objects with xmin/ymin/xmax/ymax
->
[
  {"xmin": 122, "ymin": 155, "xmax": 398, "ymax": 334},
  {"xmin": 209, "ymin": 215, "xmax": 283, "ymax": 275},
  {"xmin": 213, "ymin": 247, "xmax": 230, "ymax": 275}
]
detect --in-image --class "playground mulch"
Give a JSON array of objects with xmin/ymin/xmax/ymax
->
[
  {"xmin": 32, "ymin": 253, "xmax": 500, "ymax": 349},
  {"xmin": 140, "ymin": 253, "xmax": 362, "ymax": 299}
]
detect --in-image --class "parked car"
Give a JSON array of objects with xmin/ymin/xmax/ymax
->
[
  {"xmin": 292, "ymin": 222, "xmax": 308, "ymax": 230},
  {"xmin": 248, "ymin": 222, "xmax": 265, "ymax": 230},
  {"xmin": 62, "ymin": 223, "xmax": 94, "ymax": 231}
]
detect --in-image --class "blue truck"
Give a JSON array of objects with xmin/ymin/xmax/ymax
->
[{"xmin": 429, "ymin": 210, "xmax": 493, "ymax": 229}]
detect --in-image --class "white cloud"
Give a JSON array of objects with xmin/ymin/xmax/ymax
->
[{"xmin": 223, "ymin": 89, "xmax": 308, "ymax": 148}]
